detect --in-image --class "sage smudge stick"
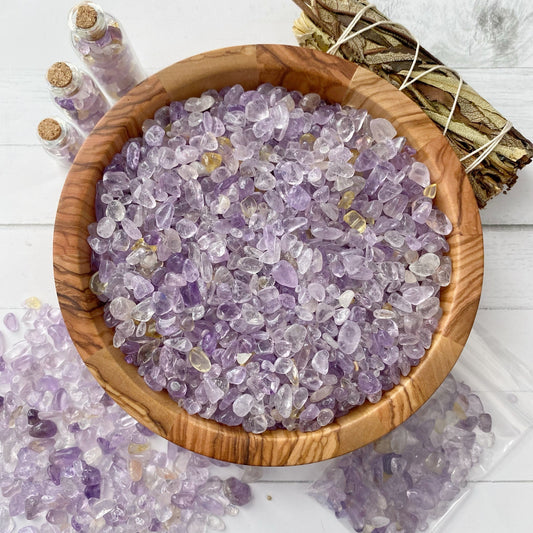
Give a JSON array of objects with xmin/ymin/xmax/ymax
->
[{"xmin": 292, "ymin": 0, "xmax": 533, "ymax": 207}]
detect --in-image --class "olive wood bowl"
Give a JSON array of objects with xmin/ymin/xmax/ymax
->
[{"xmin": 53, "ymin": 45, "xmax": 483, "ymax": 466}]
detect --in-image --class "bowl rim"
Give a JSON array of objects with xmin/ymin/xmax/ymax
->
[{"xmin": 53, "ymin": 44, "xmax": 483, "ymax": 466}]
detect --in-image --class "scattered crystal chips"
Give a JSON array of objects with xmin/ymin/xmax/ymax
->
[{"xmin": 0, "ymin": 303, "xmax": 252, "ymax": 531}]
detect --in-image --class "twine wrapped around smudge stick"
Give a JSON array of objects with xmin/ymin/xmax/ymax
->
[{"xmin": 292, "ymin": 0, "xmax": 533, "ymax": 207}]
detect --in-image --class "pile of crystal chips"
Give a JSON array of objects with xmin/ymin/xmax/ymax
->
[
  {"xmin": 0, "ymin": 301, "xmax": 252, "ymax": 532},
  {"xmin": 309, "ymin": 374, "xmax": 494, "ymax": 533},
  {"xmin": 89, "ymin": 83, "xmax": 452, "ymax": 433}
]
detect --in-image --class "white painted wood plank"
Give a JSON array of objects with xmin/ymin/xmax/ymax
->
[
  {"xmin": 2, "ymin": 0, "xmax": 531, "ymax": 73},
  {"xmin": 476, "ymin": 309, "xmax": 532, "ymax": 368},
  {"xmin": 0, "ymin": 70, "xmax": 55, "ymax": 147},
  {"xmin": 0, "ymin": 1, "xmax": 300, "ymax": 72},
  {"xmin": 0, "ymin": 147, "xmax": 68, "ymax": 225},
  {"xmin": 480, "ymin": 166, "xmax": 533, "ymax": 227},
  {"xmin": 480, "ymin": 226, "xmax": 533, "ymax": 310},
  {"xmin": 378, "ymin": 0, "xmax": 533, "ymax": 69},
  {"xmin": 224, "ymin": 482, "xmax": 339, "ymax": 533},
  {"xmin": 0, "ymin": 226, "xmax": 58, "ymax": 308},
  {"xmin": 2, "ymin": 0, "xmax": 530, "ymax": 74}
]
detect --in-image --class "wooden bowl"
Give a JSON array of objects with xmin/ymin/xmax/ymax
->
[{"xmin": 53, "ymin": 45, "xmax": 483, "ymax": 466}]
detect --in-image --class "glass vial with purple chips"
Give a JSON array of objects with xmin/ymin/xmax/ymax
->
[
  {"xmin": 47, "ymin": 61, "xmax": 110, "ymax": 134},
  {"xmin": 68, "ymin": 2, "xmax": 145, "ymax": 101},
  {"xmin": 37, "ymin": 118, "xmax": 84, "ymax": 165}
]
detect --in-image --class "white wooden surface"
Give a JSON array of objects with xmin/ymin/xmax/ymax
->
[{"xmin": 0, "ymin": 1, "xmax": 531, "ymax": 531}]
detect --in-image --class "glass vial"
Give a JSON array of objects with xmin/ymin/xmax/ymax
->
[
  {"xmin": 68, "ymin": 2, "xmax": 145, "ymax": 101},
  {"xmin": 37, "ymin": 118, "xmax": 84, "ymax": 165},
  {"xmin": 47, "ymin": 61, "xmax": 110, "ymax": 134}
]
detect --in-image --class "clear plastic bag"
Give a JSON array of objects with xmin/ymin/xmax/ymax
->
[{"xmin": 308, "ymin": 324, "xmax": 533, "ymax": 533}]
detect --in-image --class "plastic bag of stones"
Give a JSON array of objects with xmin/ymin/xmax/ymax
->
[{"xmin": 307, "ymin": 324, "xmax": 533, "ymax": 533}]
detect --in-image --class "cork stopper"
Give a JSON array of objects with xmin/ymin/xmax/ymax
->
[
  {"xmin": 38, "ymin": 119, "xmax": 62, "ymax": 141},
  {"xmin": 76, "ymin": 4, "xmax": 98, "ymax": 29},
  {"xmin": 47, "ymin": 62, "xmax": 73, "ymax": 88}
]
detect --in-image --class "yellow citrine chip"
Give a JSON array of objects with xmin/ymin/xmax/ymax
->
[
  {"xmin": 259, "ymin": 144, "xmax": 273, "ymax": 161},
  {"xmin": 201, "ymin": 152, "xmax": 223, "ymax": 173},
  {"xmin": 188, "ymin": 347, "xmax": 212, "ymax": 373},
  {"xmin": 132, "ymin": 238, "xmax": 156, "ymax": 253},
  {"xmin": 145, "ymin": 320, "xmax": 162, "ymax": 338},
  {"xmin": 424, "ymin": 183, "xmax": 437, "ymax": 199},
  {"xmin": 338, "ymin": 190, "xmax": 356, "ymax": 209},
  {"xmin": 217, "ymin": 136, "xmax": 232, "ymax": 147},
  {"xmin": 128, "ymin": 443, "xmax": 150, "ymax": 455},
  {"xmin": 348, "ymin": 149, "xmax": 360, "ymax": 164},
  {"xmin": 299, "ymin": 133, "xmax": 316, "ymax": 147},
  {"xmin": 89, "ymin": 272, "xmax": 107, "ymax": 296},
  {"xmin": 25, "ymin": 297, "xmax": 42, "ymax": 309},
  {"xmin": 131, "ymin": 238, "xmax": 145, "ymax": 251},
  {"xmin": 343, "ymin": 210, "xmax": 367, "ymax": 233},
  {"xmin": 453, "ymin": 401, "xmax": 467, "ymax": 420}
]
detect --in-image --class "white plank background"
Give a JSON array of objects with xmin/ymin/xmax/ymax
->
[{"xmin": 0, "ymin": 1, "xmax": 531, "ymax": 532}]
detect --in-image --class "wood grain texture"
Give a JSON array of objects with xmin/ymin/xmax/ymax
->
[
  {"xmin": 53, "ymin": 45, "xmax": 483, "ymax": 466},
  {"xmin": 257, "ymin": 44, "xmax": 358, "ymax": 104},
  {"xmin": 158, "ymin": 45, "xmax": 259, "ymax": 100}
]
